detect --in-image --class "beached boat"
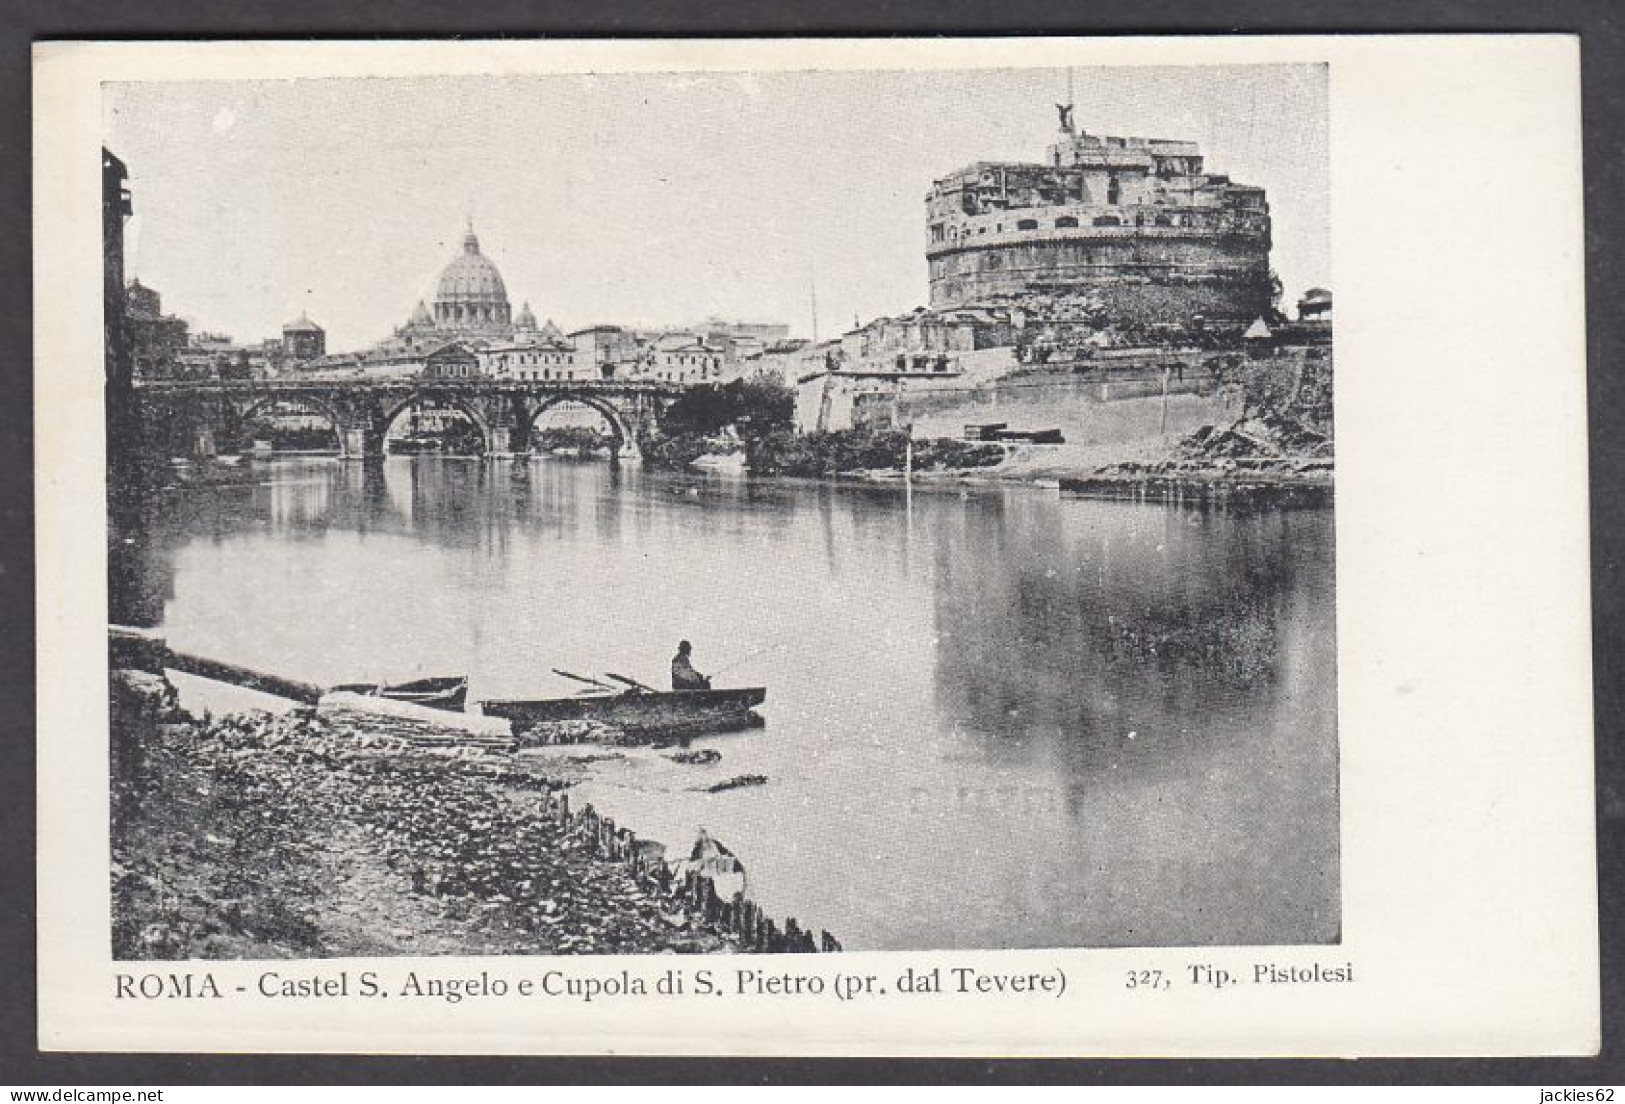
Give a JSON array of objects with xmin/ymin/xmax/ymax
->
[
  {"xmin": 480, "ymin": 686, "xmax": 766, "ymax": 735},
  {"xmin": 328, "ymin": 675, "xmax": 469, "ymax": 712}
]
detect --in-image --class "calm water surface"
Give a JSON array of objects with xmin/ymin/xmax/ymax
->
[{"xmin": 135, "ymin": 456, "xmax": 1338, "ymax": 951}]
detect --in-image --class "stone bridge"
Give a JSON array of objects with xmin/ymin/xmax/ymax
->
[{"xmin": 132, "ymin": 378, "xmax": 687, "ymax": 461}]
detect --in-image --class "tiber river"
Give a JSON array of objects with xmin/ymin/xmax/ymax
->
[{"xmin": 136, "ymin": 456, "xmax": 1339, "ymax": 952}]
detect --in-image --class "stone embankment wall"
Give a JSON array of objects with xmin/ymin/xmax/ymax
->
[
  {"xmin": 795, "ymin": 351, "xmax": 1239, "ymax": 439},
  {"xmin": 896, "ymin": 372, "xmax": 1233, "ymax": 448}
]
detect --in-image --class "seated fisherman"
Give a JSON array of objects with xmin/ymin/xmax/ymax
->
[{"xmin": 671, "ymin": 640, "xmax": 712, "ymax": 691}]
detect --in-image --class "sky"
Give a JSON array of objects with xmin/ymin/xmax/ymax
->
[{"xmin": 104, "ymin": 64, "xmax": 1328, "ymax": 353}]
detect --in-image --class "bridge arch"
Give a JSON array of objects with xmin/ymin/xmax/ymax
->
[
  {"xmin": 235, "ymin": 394, "xmax": 346, "ymax": 454},
  {"xmin": 131, "ymin": 379, "xmax": 674, "ymax": 463},
  {"xmin": 528, "ymin": 391, "xmax": 639, "ymax": 460},
  {"xmin": 380, "ymin": 390, "xmax": 495, "ymax": 456}
]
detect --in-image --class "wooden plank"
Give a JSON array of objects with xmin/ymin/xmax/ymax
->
[{"xmin": 164, "ymin": 648, "xmax": 325, "ymax": 704}]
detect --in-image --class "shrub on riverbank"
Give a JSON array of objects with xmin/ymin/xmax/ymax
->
[
  {"xmin": 913, "ymin": 436, "xmax": 1008, "ymax": 471},
  {"xmin": 643, "ymin": 431, "xmax": 737, "ymax": 470},
  {"xmin": 642, "ymin": 375, "xmax": 794, "ymax": 471},
  {"xmin": 746, "ymin": 428, "xmax": 1004, "ymax": 477},
  {"xmin": 642, "ymin": 375, "xmax": 1007, "ymax": 477},
  {"xmin": 1211, "ymin": 352, "xmax": 1333, "ymax": 440},
  {"xmin": 241, "ymin": 425, "xmax": 338, "ymax": 451},
  {"xmin": 532, "ymin": 426, "xmax": 614, "ymax": 454}
]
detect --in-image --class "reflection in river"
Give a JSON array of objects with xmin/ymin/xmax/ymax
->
[{"xmin": 131, "ymin": 456, "xmax": 1337, "ymax": 951}]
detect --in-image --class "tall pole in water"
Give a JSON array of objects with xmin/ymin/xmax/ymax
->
[
  {"xmin": 903, "ymin": 419, "xmax": 915, "ymax": 532},
  {"xmin": 809, "ymin": 260, "xmax": 820, "ymax": 343},
  {"xmin": 1160, "ymin": 360, "xmax": 1172, "ymax": 439}
]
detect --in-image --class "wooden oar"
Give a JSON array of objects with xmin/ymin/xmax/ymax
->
[
  {"xmin": 605, "ymin": 672, "xmax": 657, "ymax": 694},
  {"xmin": 553, "ymin": 668, "xmax": 615, "ymax": 691}
]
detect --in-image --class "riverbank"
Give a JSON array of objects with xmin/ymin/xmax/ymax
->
[
  {"xmin": 848, "ymin": 436, "xmax": 1172, "ymax": 490},
  {"xmin": 834, "ymin": 415, "xmax": 1333, "ymax": 498},
  {"xmin": 110, "ymin": 670, "xmax": 832, "ymax": 959},
  {"xmin": 1061, "ymin": 417, "xmax": 1333, "ymax": 504}
]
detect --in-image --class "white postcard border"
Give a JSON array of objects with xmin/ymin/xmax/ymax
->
[{"xmin": 33, "ymin": 34, "xmax": 1597, "ymax": 1057}]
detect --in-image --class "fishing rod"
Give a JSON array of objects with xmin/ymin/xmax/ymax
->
[{"xmin": 708, "ymin": 641, "xmax": 788, "ymax": 678}]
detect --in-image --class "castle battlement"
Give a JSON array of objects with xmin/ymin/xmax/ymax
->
[{"xmin": 925, "ymin": 121, "xmax": 1273, "ymax": 324}]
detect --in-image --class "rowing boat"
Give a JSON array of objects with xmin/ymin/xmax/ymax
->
[
  {"xmin": 328, "ymin": 675, "xmax": 469, "ymax": 712},
  {"xmin": 479, "ymin": 686, "xmax": 766, "ymax": 735}
]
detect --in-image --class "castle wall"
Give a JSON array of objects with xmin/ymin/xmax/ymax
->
[
  {"xmin": 925, "ymin": 129, "xmax": 1272, "ymax": 325},
  {"xmin": 901, "ymin": 380, "xmax": 1233, "ymax": 451},
  {"xmin": 794, "ymin": 359, "xmax": 1236, "ymax": 441},
  {"xmin": 927, "ymin": 229, "xmax": 1271, "ymax": 320}
]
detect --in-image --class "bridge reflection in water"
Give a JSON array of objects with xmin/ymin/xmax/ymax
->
[{"xmin": 134, "ymin": 455, "xmax": 1337, "ymax": 952}]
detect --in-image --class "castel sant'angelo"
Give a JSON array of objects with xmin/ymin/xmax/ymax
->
[{"xmin": 925, "ymin": 104, "xmax": 1273, "ymax": 326}]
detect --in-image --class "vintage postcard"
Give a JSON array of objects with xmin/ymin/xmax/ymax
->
[{"xmin": 33, "ymin": 36, "xmax": 1595, "ymax": 1056}]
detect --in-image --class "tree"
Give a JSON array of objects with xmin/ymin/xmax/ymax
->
[
  {"xmin": 1210, "ymin": 351, "xmax": 1333, "ymax": 440},
  {"xmin": 644, "ymin": 373, "xmax": 796, "ymax": 471},
  {"xmin": 660, "ymin": 374, "xmax": 795, "ymax": 440}
]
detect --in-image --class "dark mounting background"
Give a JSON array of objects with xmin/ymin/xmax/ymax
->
[{"xmin": 1, "ymin": 0, "xmax": 1621, "ymax": 1087}]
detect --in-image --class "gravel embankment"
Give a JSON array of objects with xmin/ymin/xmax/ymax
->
[{"xmin": 111, "ymin": 682, "xmax": 744, "ymax": 959}]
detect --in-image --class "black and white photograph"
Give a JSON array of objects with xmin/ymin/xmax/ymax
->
[
  {"xmin": 21, "ymin": 29, "xmax": 1601, "ymax": 1062},
  {"xmin": 97, "ymin": 63, "xmax": 1339, "ymax": 961}
]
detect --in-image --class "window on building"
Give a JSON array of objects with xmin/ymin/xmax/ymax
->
[
  {"xmin": 1056, "ymin": 216, "xmax": 1078, "ymax": 228},
  {"xmin": 1016, "ymin": 218, "xmax": 1038, "ymax": 231},
  {"xmin": 1094, "ymin": 215, "xmax": 1121, "ymax": 227},
  {"xmin": 1107, "ymin": 176, "xmax": 1121, "ymax": 204}
]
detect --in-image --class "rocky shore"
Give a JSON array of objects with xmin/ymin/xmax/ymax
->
[
  {"xmin": 110, "ymin": 671, "xmax": 811, "ymax": 960},
  {"xmin": 1061, "ymin": 417, "xmax": 1333, "ymax": 505},
  {"xmin": 854, "ymin": 415, "xmax": 1334, "ymax": 501}
]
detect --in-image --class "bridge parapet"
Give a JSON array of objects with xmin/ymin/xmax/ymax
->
[{"xmin": 132, "ymin": 378, "xmax": 686, "ymax": 398}]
